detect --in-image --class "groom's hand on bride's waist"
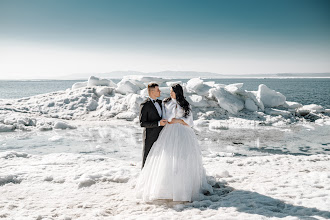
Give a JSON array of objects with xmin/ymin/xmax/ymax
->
[{"xmin": 159, "ymin": 119, "xmax": 168, "ymax": 126}]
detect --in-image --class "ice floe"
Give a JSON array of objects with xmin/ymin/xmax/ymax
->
[{"xmin": 0, "ymin": 76, "xmax": 329, "ymax": 133}]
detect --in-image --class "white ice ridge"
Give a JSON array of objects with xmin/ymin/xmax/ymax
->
[{"xmin": 0, "ymin": 75, "xmax": 329, "ymax": 132}]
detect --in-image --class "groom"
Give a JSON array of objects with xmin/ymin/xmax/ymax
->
[{"xmin": 139, "ymin": 83, "xmax": 167, "ymax": 169}]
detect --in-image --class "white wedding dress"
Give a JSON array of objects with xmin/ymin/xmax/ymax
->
[{"xmin": 135, "ymin": 99, "xmax": 213, "ymax": 202}]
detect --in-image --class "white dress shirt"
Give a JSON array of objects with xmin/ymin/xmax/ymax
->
[
  {"xmin": 149, "ymin": 97, "xmax": 162, "ymax": 126},
  {"xmin": 149, "ymin": 97, "xmax": 162, "ymax": 117}
]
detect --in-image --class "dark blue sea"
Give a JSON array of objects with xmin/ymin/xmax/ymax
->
[{"xmin": 0, "ymin": 78, "xmax": 329, "ymax": 108}]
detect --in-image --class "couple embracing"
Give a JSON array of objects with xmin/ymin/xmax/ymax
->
[{"xmin": 135, "ymin": 82, "xmax": 213, "ymax": 202}]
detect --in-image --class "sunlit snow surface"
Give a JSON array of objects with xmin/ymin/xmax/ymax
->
[
  {"xmin": 0, "ymin": 76, "xmax": 330, "ymax": 219},
  {"xmin": 1, "ymin": 121, "xmax": 330, "ymax": 219}
]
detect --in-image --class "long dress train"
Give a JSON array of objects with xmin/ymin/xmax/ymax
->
[{"xmin": 135, "ymin": 99, "xmax": 213, "ymax": 202}]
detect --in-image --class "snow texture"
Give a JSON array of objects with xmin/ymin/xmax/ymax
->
[{"xmin": 0, "ymin": 151, "xmax": 329, "ymax": 219}]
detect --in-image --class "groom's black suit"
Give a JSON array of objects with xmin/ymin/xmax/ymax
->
[{"xmin": 139, "ymin": 97, "xmax": 163, "ymax": 169}]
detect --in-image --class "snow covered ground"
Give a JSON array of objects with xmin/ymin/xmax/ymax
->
[
  {"xmin": 1, "ymin": 150, "xmax": 329, "ymax": 219},
  {"xmin": 0, "ymin": 76, "xmax": 330, "ymax": 219}
]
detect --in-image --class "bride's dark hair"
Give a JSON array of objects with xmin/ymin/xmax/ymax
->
[{"xmin": 164, "ymin": 84, "xmax": 191, "ymax": 117}]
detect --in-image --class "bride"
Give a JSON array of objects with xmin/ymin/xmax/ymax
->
[{"xmin": 135, "ymin": 83, "xmax": 213, "ymax": 202}]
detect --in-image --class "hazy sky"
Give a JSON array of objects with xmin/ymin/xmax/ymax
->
[{"xmin": 0, "ymin": 0, "xmax": 330, "ymax": 79}]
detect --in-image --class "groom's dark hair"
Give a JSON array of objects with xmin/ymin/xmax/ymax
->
[{"xmin": 147, "ymin": 83, "xmax": 159, "ymax": 93}]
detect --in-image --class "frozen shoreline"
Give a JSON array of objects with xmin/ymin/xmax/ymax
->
[
  {"xmin": 0, "ymin": 76, "xmax": 330, "ymax": 219},
  {"xmin": 1, "ymin": 119, "xmax": 330, "ymax": 157},
  {"xmin": 1, "ymin": 75, "xmax": 329, "ymax": 133}
]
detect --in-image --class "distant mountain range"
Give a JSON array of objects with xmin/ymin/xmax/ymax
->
[
  {"xmin": 63, "ymin": 71, "xmax": 222, "ymax": 79},
  {"xmin": 228, "ymin": 73, "xmax": 330, "ymax": 78},
  {"xmin": 62, "ymin": 71, "xmax": 330, "ymax": 80}
]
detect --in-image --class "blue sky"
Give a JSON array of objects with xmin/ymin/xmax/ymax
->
[{"xmin": 0, "ymin": 0, "xmax": 329, "ymax": 78}]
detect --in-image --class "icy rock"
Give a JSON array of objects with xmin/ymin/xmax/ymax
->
[
  {"xmin": 204, "ymin": 81, "xmax": 215, "ymax": 87},
  {"xmin": 78, "ymin": 97, "xmax": 87, "ymax": 104},
  {"xmin": 194, "ymin": 119, "xmax": 209, "ymax": 127},
  {"xmin": 186, "ymin": 95, "xmax": 209, "ymax": 107},
  {"xmin": 16, "ymin": 118, "xmax": 27, "ymax": 125},
  {"xmin": 299, "ymin": 104, "xmax": 324, "ymax": 112},
  {"xmin": 123, "ymin": 75, "xmax": 166, "ymax": 85},
  {"xmin": 0, "ymin": 124, "xmax": 15, "ymax": 132},
  {"xmin": 304, "ymin": 112, "xmax": 321, "ymax": 122},
  {"xmin": 116, "ymin": 111, "xmax": 137, "ymax": 121},
  {"xmin": 4, "ymin": 118, "xmax": 16, "ymax": 125},
  {"xmin": 166, "ymin": 81, "xmax": 182, "ymax": 87},
  {"xmin": 53, "ymin": 121, "xmax": 76, "ymax": 130},
  {"xmin": 0, "ymin": 151, "xmax": 29, "ymax": 159},
  {"xmin": 87, "ymin": 76, "xmax": 116, "ymax": 87},
  {"xmin": 297, "ymin": 104, "xmax": 324, "ymax": 116},
  {"xmin": 86, "ymin": 99, "xmax": 98, "ymax": 111},
  {"xmin": 245, "ymin": 98, "xmax": 258, "ymax": 111},
  {"xmin": 122, "ymin": 76, "xmax": 146, "ymax": 89},
  {"xmin": 95, "ymin": 87, "xmax": 115, "ymax": 97},
  {"xmin": 16, "ymin": 124, "xmax": 31, "ymax": 131},
  {"xmin": 125, "ymin": 94, "xmax": 144, "ymax": 112},
  {"xmin": 116, "ymin": 79, "xmax": 141, "ymax": 95},
  {"xmin": 98, "ymin": 95, "xmax": 110, "ymax": 105},
  {"xmin": 224, "ymin": 85, "xmax": 264, "ymax": 111},
  {"xmin": 212, "ymin": 84, "xmax": 226, "ymax": 89},
  {"xmin": 315, "ymin": 119, "xmax": 326, "ymax": 124},
  {"xmin": 243, "ymin": 91, "xmax": 265, "ymax": 111},
  {"xmin": 257, "ymin": 84, "xmax": 286, "ymax": 107},
  {"xmin": 186, "ymin": 78, "xmax": 203, "ymax": 92},
  {"xmin": 210, "ymin": 87, "xmax": 244, "ymax": 115},
  {"xmin": 282, "ymin": 101, "xmax": 303, "ymax": 109},
  {"xmin": 197, "ymin": 111, "xmax": 219, "ymax": 120},
  {"xmin": 63, "ymin": 98, "xmax": 70, "ymax": 104},
  {"xmin": 46, "ymin": 101, "xmax": 55, "ymax": 107},
  {"xmin": 206, "ymin": 99, "xmax": 221, "ymax": 108},
  {"xmin": 186, "ymin": 78, "xmax": 212, "ymax": 96},
  {"xmin": 39, "ymin": 125, "xmax": 53, "ymax": 131},
  {"xmin": 16, "ymin": 117, "xmax": 33, "ymax": 126},
  {"xmin": 225, "ymin": 83, "xmax": 244, "ymax": 94},
  {"xmin": 254, "ymin": 97, "xmax": 265, "ymax": 112},
  {"xmin": 0, "ymin": 175, "xmax": 22, "ymax": 186},
  {"xmin": 209, "ymin": 121, "xmax": 229, "ymax": 130},
  {"xmin": 78, "ymin": 179, "xmax": 96, "ymax": 188},
  {"xmin": 44, "ymin": 176, "xmax": 54, "ymax": 181},
  {"xmin": 72, "ymin": 81, "xmax": 87, "ymax": 90},
  {"xmin": 265, "ymin": 108, "xmax": 291, "ymax": 117}
]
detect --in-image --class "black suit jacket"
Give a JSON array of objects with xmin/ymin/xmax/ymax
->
[{"xmin": 139, "ymin": 97, "xmax": 163, "ymax": 169}]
